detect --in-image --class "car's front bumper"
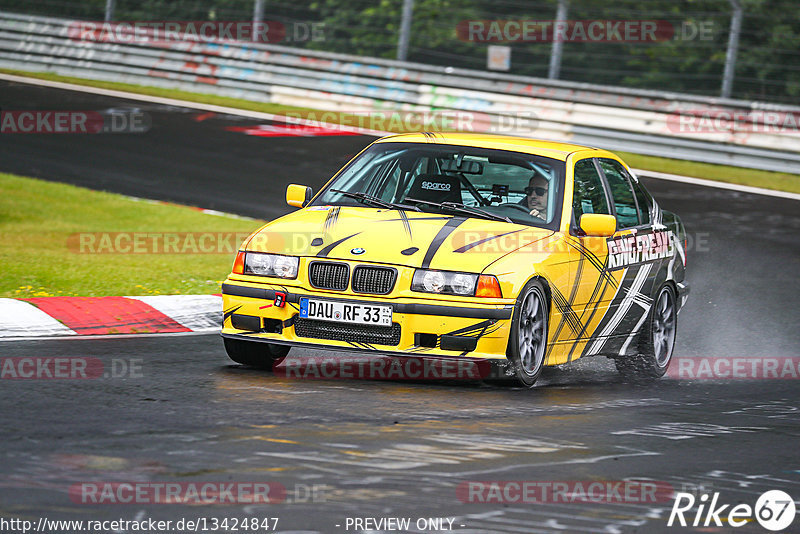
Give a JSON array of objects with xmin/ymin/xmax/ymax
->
[{"xmin": 221, "ymin": 281, "xmax": 515, "ymax": 360}]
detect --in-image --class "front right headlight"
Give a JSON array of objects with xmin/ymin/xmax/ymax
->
[{"xmin": 243, "ymin": 252, "xmax": 299, "ymax": 279}]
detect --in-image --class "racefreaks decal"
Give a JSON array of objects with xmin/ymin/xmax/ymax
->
[{"xmin": 606, "ymin": 230, "xmax": 674, "ymax": 270}]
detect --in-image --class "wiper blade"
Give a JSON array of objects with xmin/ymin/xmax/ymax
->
[
  {"xmin": 404, "ymin": 198, "xmax": 511, "ymax": 223},
  {"xmin": 330, "ymin": 190, "xmax": 418, "ymax": 211}
]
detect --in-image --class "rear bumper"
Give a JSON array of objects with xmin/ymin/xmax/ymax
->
[
  {"xmin": 676, "ymin": 281, "xmax": 690, "ymax": 311},
  {"xmin": 221, "ymin": 281, "xmax": 514, "ymax": 360}
]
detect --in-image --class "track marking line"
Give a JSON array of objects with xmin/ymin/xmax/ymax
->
[
  {"xmin": 0, "ymin": 329, "xmax": 219, "ymax": 342},
  {"xmin": 632, "ymin": 169, "xmax": 800, "ymax": 201},
  {"xmin": 2, "ymin": 72, "xmax": 797, "ymax": 201},
  {"xmin": 0, "ymin": 72, "xmax": 391, "ymax": 137}
]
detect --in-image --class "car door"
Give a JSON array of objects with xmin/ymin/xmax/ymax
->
[
  {"xmin": 586, "ymin": 157, "xmax": 662, "ymax": 355},
  {"xmin": 562, "ymin": 158, "xmax": 619, "ymax": 348}
]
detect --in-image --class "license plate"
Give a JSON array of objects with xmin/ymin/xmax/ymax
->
[{"xmin": 299, "ymin": 298, "xmax": 392, "ymax": 326}]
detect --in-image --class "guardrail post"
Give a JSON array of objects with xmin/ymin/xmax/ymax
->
[
  {"xmin": 548, "ymin": 0, "xmax": 568, "ymax": 79},
  {"xmin": 721, "ymin": 0, "xmax": 743, "ymax": 99},
  {"xmin": 104, "ymin": 0, "xmax": 115, "ymax": 22},
  {"xmin": 253, "ymin": 0, "xmax": 265, "ymax": 25},
  {"xmin": 396, "ymin": 0, "xmax": 415, "ymax": 61}
]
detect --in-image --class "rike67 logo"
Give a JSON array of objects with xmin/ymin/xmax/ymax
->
[{"xmin": 668, "ymin": 490, "xmax": 795, "ymax": 531}]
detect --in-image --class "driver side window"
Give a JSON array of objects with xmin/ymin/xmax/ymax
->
[
  {"xmin": 573, "ymin": 159, "xmax": 610, "ymax": 225},
  {"xmin": 598, "ymin": 159, "xmax": 640, "ymax": 228}
]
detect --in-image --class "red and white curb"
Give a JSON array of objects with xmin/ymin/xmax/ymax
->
[{"xmin": 0, "ymin": 295, "xmax": 221, "ymax": 339}]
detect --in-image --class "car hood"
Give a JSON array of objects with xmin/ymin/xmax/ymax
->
[{"xmin": 245, "ymin": 206, "xmax": 554, "ymax": 272}]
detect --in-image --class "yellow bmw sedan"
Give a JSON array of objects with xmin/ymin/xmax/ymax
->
[{"xmin": 221, "ymin": 133, "xmax": 689, "ymax": 387}]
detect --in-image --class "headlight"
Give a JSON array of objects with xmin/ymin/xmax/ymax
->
[
  {"xmin": 451, "ymin": 274, "xmax": 475, "ymax": 295},
  {"xmin": 421, "ymin": 270, "xmax": 446, "ymax": 293},
  {"xmin": 412, "ymin": 270, "xmax": 478, "ymax": 296},
  {"xmin": 243, "ymin": 252, "xmax": 298, "ymax": 279}
]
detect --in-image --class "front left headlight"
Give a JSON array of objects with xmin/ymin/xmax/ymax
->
[
  {"xmin": 243, "ymin": 252, "xmax": 299, "ymax": 279},
  {"xmin": 412, "ymin": 269, "xmax": 503, "ymax": 298}
]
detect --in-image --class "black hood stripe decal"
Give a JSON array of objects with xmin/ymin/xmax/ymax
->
[
  {"xmin": 421, "ymin": 217, "xmax": 467, "ymax": 269},
  {"xmin": 398, "ymin": 209, "xmax": 412, "ymax": 239},
  {"xmin": 316, "ymin": 232, "xmax": 360, "ymax": 257},
  {"xmin": 323, "ymin": 206, "xmax": 340, "ymax": 233},
  {"xmin": 381, "ymin": 216, "xmax": 453, "ymax": 222},
  {"xmin": 453, "ymin": 229, "xmax": 524, "ymax": 253}
]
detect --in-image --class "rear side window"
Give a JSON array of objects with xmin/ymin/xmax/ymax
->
[
  {"xmin": 599, "ymin": 159, "xmax": 639, "ymax": 228},
  {"xmin": 573, "ymin": 159, "xmax": 610, "ymax": 223},
  {"xmin": 630, "ymin": 178, "xmax": 652, "ymax": 225}
]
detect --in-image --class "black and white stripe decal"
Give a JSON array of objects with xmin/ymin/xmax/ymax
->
[{"xmin": 585, "ymin": 263, "xmax": 652, "ymax": 356}]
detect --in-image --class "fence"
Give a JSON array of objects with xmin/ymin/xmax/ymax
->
[{"xmin": 1, "ymin": 11, "xmax": 799, "ymax": 173}]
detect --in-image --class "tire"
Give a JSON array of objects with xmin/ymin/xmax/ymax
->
[
  {"xmin": 505, "ymin": 279, "xmax": 549, "ymax": 388},
  {"xmin": 223, "ymin": 338, "xmax": 289, "ymax": 370},
  {"xmin": 616, "ymin": 283, "xmax": 677, "ymax": 380}
]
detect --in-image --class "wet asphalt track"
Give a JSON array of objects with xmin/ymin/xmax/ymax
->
[{"xmin": 1, "ymin": 80, "xmax": 800, "ymax": 533}]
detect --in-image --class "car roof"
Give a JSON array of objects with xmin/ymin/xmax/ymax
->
[{"xmin": 374, "ymin": 132, "xmax": 608, "ymax": 161}]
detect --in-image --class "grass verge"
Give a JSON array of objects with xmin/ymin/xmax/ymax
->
[
  {"xmin": 2, "ymin": 68, "xmax": 798, "ymax": 194},
  {"xmin": 618, "ymin": 152, "xmax": 800, "ymax": 194},
  {"xmin": 0, "ymin": 173, "xmax": 264, "ymax": 298}
]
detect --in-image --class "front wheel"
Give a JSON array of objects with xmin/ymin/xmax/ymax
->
[
  {"xmin": 223, "ymin": 338, "xmax": 289, "ymax": 371},
  {"xmin": 506, "ymin": 279, "xmax": 549, "ymax": 387},
  {"xmin": 615, "ymin": 283, "xmax": 677, "ymax": 380}
]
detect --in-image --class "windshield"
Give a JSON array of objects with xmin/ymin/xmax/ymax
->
[{"xmin": 311, "ymin": 142, "xmax": 566, "ymax": 229}]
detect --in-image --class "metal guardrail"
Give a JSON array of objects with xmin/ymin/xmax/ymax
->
[{"xmin": 1, "ymin": 11, "xmax": 799, "ymax": 173}]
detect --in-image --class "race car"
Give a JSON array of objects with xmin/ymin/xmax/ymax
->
[{"xmin": 221, "ymin": 133, "xmax": 689, "ymax": 386}]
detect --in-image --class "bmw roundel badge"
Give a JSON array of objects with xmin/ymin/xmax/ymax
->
[{"xmin": 351, "ymin": 247, "xmax": 366, "ymax": 255}]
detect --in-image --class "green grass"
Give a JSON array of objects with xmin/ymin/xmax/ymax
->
[
  {"xmin": 618, "ymin": 151, "xmax": 800, "ymax": 194},
  {"xmin": 0, "ymin": 173, "xmax": 264, "ymax": 297},
  {"xmin": 3, "ymin": 68, "xmax": 798, "ymax": 193}
]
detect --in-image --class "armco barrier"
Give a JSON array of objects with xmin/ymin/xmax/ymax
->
[{"xmin": 1, "ymin": 11, "xmax": 799, "ymax": 173}]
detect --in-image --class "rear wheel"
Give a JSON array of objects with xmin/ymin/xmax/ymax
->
[
  {"xmin": 223, "ymin": 338, "xmax": 289, "ymax": 370},
  {"xmin": 616, "ymin": 283, "xmax": 677, "ymax": 380},
  {"xmin": 505, "ymin": 279, "xmax": 549, "ymax": 388}
]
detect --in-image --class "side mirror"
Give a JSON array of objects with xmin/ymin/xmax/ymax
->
[
  {"xmin": 579, "ymin": 214, "xmax": 617, "ymax": 237},
  {"xmin": 286, "ymin": 184, "xmax": 313, "ymax": 208}
]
